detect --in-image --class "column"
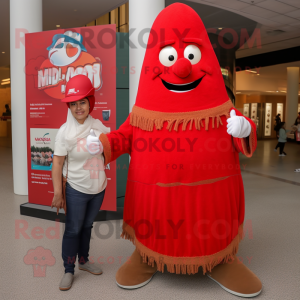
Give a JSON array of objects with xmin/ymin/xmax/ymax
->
[
  {"xmin": 286, "ymin": 67, "xmax": 299, "ymax": 127},
  {"xmin": 129, "ymin": 0, "xmax": 165, "ymax": 112},
  {"xmin": 10, "ymin": 0, "xmax": 42, "ymax": 195}
]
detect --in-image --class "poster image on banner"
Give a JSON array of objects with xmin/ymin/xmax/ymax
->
[
  {"xmin": 264, "ymin": 103, "xmax": 272, "ymax": 137},
  {"xmin": 243, "ymin": 104, "xmax": 250, "ymax": 118},
  {"xmin": 30, "ymin": 128, "xmax": 58, "ymax": 171},
  {"xmin": 25, "ymin": 25, "xmax": 116, "ymax": 210},
  {"xmin": 250, "ymin": 103, "xmax": 257, "ymax": 121}
]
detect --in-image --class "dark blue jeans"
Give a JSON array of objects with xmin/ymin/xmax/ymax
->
[{"xmin": 62, "ymin": 182, "xmax": 105, "ymax": 274}]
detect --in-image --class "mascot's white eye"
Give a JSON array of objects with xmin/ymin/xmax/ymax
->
[
  {"xmin": 184, "ymin": 45, "xmax": 201, "ymax": 65},
  {"xmin": 159, "ymin": 46, "xmax": 178, "ymax": 67}
]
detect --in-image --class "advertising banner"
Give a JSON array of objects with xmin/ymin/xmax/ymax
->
[{"xmin": 25, "ymin": 25, "xmax": 116, "ymax": 211}]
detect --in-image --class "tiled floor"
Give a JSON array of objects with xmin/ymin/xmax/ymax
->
[{"xmin": 0, "ymin": 140, "xmax": 299, "ymax": 300}]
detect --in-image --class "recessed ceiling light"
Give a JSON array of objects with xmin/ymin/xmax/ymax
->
[
  {"xmin": 276, "ymin": 91, "xmax": 279, "ymax": 92},
  {"xmin": 257, "ymin": 74, "xmax": 260, "ymax": 75},
  {"xmin": 1, "ymin": 52, "xmax": 4, "ymax": 54},
  {"xmin": 56, "ymin": 25, "xmax": 60, "ymax": 27},
  {"xmin": 246, "ymin": 70, "xmax": 257, "ymax": 74},
  {"xmin": 218, "ymin": 27, "xmax": 223, "ymax": 30}
]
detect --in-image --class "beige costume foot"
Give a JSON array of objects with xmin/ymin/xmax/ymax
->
[
  {"xmin": 207, "ymin": 256, "xmax": 262, "ymax": 298},
  {"xmin": 116, "ymin": 249, "xmax": 157, "ymax": 289}
]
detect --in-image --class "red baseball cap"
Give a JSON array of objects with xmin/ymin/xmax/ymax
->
[{"xmin": 61, "ymin": 75, "xmax": 95, "ymax": 113}]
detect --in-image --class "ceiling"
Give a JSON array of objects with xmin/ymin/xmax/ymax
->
[
  {"xmin": 188, "ymin": 0, "xmax": 300, "ymax": 58},
  {"xmin": 236, "ymin": 61, "xmax": 300, "ymax": 95}
]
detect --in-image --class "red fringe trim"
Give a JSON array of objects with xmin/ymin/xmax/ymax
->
[
  {"xmin": 130, "ymin": 100, "xmax": 233, "ymax": 132},
  {"xmin": 121, "ymin": 222, "xmax": 244, "ymax": 275}
]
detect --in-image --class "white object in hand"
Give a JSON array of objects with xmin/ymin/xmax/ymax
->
[
  {"xmin": 227, "ymin": 110, "xmax": 251, "ymax": 138},
  {"xmin": 86, "ymin": 129, "xmax": 103, "ymax": 155}
]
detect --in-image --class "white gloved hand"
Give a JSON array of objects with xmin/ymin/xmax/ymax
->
[
  {"xmin": 227, "ymin": 110, "xmax": 251, "ymax": 138},
  {"xmin": 86, "ymin": 129, "xmax": 103, "ymax": 155}
]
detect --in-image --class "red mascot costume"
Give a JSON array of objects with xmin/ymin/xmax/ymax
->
[{"xmin": 87, "ymin": 3, "xmax": 262, "ymax": 297}]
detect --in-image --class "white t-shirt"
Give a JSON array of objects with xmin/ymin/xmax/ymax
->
[{"xmin": 54, "ymin": 124, "xmax": 107, "ymax": 194}]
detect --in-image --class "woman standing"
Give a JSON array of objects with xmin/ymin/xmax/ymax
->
[
  {"xmin": 51, "ymin": 75, "xmax": 109, "ymax": 291},
  {"xmin": 274, "ymin": 114, "xmax": 281, "ymax": 135},
  {"xmin": 293, "ymin": 118, "xmax": 300, "ymax": 144},
  {"xmin": 274, "ymin": 122, "xmax": 287, "ymax": 156},
  {"xmin": 275, "ymin": 114, "xmax": 281, "ymax": 126}
]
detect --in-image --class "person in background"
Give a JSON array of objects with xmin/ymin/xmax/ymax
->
[
  {"xmin": 294, "ymin": 112, "xmax": 300, "ymax": 125},
  {"xmin": 292, "ymin": 118, "xmax": 300, "ymax": 144},
  {"xmin": 275, "ymin": 114, "xmax": 281, "ymax": 126},
  {"xmin": 274, "ymin": 122, "xmax": 288, "ymax": 156},
  {"xmin": 274, "ymin": 114, "xmax": 281, "ymax": 135},
  {"xmin": 294, "ymin": 119, "xmax": 300, "ymax": 171},
  {"xmin": 5, "ymin": 104, "xmax": 11, "ymax": 115},
  {"xmin": 1, "ymin": 104, "xmax": 11, "ymax": 119}
]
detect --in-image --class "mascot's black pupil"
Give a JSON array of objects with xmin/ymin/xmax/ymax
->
[
  {"xmin": 169, "ymin": 55, "xmax": 175, "ymax": 61},
  {"xmin": 188, "ymin": 54, "xmax": 194, "ymax": 60}
]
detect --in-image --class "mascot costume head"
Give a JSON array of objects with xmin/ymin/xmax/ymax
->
[
  {"xmin": 130, "ymin": 4, "xmax": 235, "ymax": 133},
  {"xmin": 135, "ymin": 3, "xmax": 228, "ymax": 113}
]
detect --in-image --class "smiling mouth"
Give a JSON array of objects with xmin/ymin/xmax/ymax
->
[{"xmin": 161, "ymin": 76, "xmax": 205, "ymax": 93}]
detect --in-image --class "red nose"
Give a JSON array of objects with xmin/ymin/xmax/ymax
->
[{"xmin": 172, "ymin": 58, "xmax": 192, "ymax": 78}]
